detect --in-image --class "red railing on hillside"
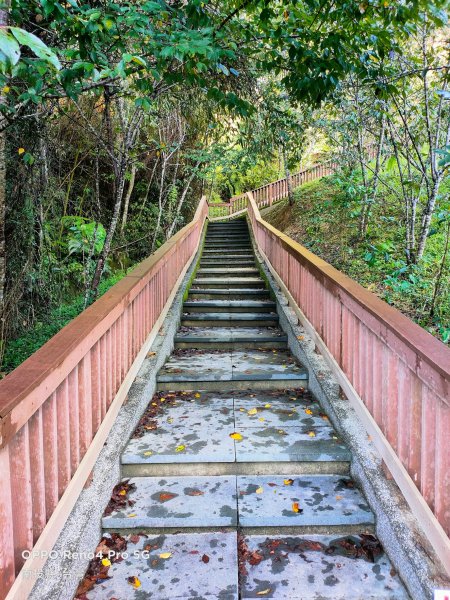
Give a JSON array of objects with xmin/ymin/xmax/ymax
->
[
  {"xmin": 208, "ymin": 159, "xmax": 338, "ymax": 219},
  {"xmin": 247, "ymin": 191, "xmax": 450, "ymax": 574},
  {"xmin": 0, "ymin": 198, "xmax": 208, "ymax": 599}
]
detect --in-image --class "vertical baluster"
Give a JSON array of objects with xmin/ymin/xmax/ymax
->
[
  {"xmin": 91, "ymin": 342, "xmax": 101, "ymax": 434},
  {"xmin": 56, "ymin": 379, "xmax": 71, "ymax": 498},
  {"xmin": 79, "ymin": 353, "xmax": 93, "ymax": 457},
  {"xmin": 28, "ymin": 408, "xmax": 46, "ymax": 542},
  {"xmin": 434, "ymin": 398, "xmax": 450, "ymax": 532},
  {"xmin": 420, "ymin": 386, "xmax": 436, "ymax": 513},
  {"xmin": 0, "ymin": 445, "xmax": 15, "ymax": 595},
  {"xmin": 68, "ymin": 367, "xmax": 80, "ymax": 475},
  {"xmin": 43, "ymin": 393, "xmax": 58, "ymax": 520},
  {"xmin": 9, "ymin": 423, "xmax": 33, "ymax": 573}
]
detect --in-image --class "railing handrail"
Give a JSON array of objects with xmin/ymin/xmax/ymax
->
[
  {"xmin": 247, "ymin": 191, "xmax": 450, "ymax": 398},
  {"xmin": 0, "ymin": 197, "xmax": 208, "ymax": 445}
]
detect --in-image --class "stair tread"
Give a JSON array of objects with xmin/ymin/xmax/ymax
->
[
  {"xmin": 102, "ymin": 474, "xmax": 372, "ymax": 529},
  {"xmin": 121, "ymin": 390, "xmax": 349, "ymax": 467},
  {"xmin": 181, "ymin": 312, "xmax": 278, "ymax": 320},
  {"xmin": 157, "ymin": 350, "xmax": 308, "ymax": 383},
  {"xmin": 86, "ymin": 532, "xmax": 238, "ymax": 599}
]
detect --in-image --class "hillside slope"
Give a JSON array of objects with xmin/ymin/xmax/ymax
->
[{"xmin": 261, "ymin": 178, "xmax": 450, "ymax": 344}]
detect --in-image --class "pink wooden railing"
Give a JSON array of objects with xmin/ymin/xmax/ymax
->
[
  {"xmin": 247, "ymin": 191, "xmax": 450, "ymax": 572},
  {"xmin": 0, "ymin": 197, "xmax": 208, "ymax": 599},
  {"xmin": 208, "ymin": 159, "xmax": 339, "ymax": 220}
]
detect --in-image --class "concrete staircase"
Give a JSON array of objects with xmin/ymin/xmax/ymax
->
[{"xmin": 83, "ymin": 220, "xmax": 408, "ymax": 599}]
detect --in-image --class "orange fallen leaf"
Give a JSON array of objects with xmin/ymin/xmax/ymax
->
[
  {"xmin": 336, "ymin": 495, "xmax": 343, "ymax": 500},
  {"xmin": 284, "ymin": 478, "xmax": 294, "ymax": 486},
  {"xmin": 119, "ymin": 489, "xmax": 127, "ymax": 496},
  {"xmin": 292, "ymin": 502, "xmax": 302, "ymax": 513},
  {"xmin": 297, "ymin": 335, "xmax": 304, "ymax": 340},
  {"xmin": 304, "ymin": 408, "xmax": 313, "ymax": 415},
  {"xmin": 147, "ymin": 351, "xmax": 156, "ymax": 358},
  {"xmin": 186, "ymin": 489, "xmax": 204, "ymax": 496},
  {"xmin": 159, "ymin": 492, "xmax": 176, "ymax": 502},
  {"xmin": 201, "ymin": 554, "xmax": 210, "ymax": 563}
]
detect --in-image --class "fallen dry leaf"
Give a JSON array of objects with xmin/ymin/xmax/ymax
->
[
  {"xmin": 127, "ymin": 576, "xmax": 141, "ymax": 589},
  {"xmin": 264, "ymin": 403, "xmax": 271, "ymax": 408},
  {"xmin": 201, "ymin": 554, "xmax": 210, "ymax": 563},
  {"xmin": 186, "ymin": 489, "xmax": 204, "ymax": 496},
  {"xmin": 292, "ymin": 502, "xmax": 303, "ymax": 514},
  {"xmin": 159, "ymin": 492, "xmax": 177, "ymax": 502},
  {"xmin": 308, "ymin": 431, "xmax": 316, "ymax": 437},
  {"xmin": 304, "ymin": 408, "xmax": 313, "ymax": 415},
  {"xmin": 101, "ymin": 558, "xmax": 111, "ymax": 567},
  {"xmin": 284, "ymin": 479, "xmax": 294, "ymax": 486},
  {"xmin": 257, "ymin": 589, "xmax": 272, "ymax": 596},
  {"xmin": 230, "ymin": 432, "xmax": 243, "ymax": 440},
  {"xmin": 248, "ymin": 408, "xmax": 258, "ymax": 415},
  {"xmin": 159, "ymin": 552, "xmax": 172, "ymax": 559},
  {"xmin": 256, "ymin": 486, "xmax": 263, "ymax": 494},
  {"xmin": 175, "ymin": 445, "xmax": 186, "ymax": 452}
]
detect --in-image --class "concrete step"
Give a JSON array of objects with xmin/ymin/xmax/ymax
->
[
  {"xmin": 196, "ymin": 268, "xmax": 259, "ymax": 277},
  {"xmin": 181, "ymin": 313, "xmax": 279, "ymax": 327},
  {"xmin": 102, "ymin": 474, "xmax": 372, "ymax": 532},
  {"xmin": 156, "ymin": 350, "xmax": 308, "ymax": 391},
  {"xmin": 204, "ymin": 243, "xmax": 252, "ymax": 248},
  {"xmin": 188, "ymin": 289, "xmax": 271, "ymax": 300},
  {"xmin": 102, "ymin": 476, "xmax": 238, "ymax": 530},
  {"xmin": 200, "ymin": 261, "xmax": 256, "ymax": 268},
  {"xmin": 240, "ymin": 534, "xmax": 408, "ymax": 599},
  {"xmin": 121, "ymin": 390, "xmax": 350, "ymax": 476},
  {"xmin": 86, "ymin": 532, "xmax": 238, "ymax": 599},
  {"xmin": 182, "ymin": 301, "xmax": 276, "ymax": 313},
  {"xmin": 192, "ymin": 278, "xmax": 266, "ymax": 289},
  {"xmin": 202, "ymin": 249, "xmax": 254, "ymax": 255},
  {"xmin": 175, "ymin": 327, "xmax": 288, "ymax": 349}
]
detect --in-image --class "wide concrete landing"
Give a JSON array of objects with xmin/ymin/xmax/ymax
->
[
  {"xmin": 239, "ymin": 534, "xmax": 409, "ymax": 599},
  {"xmin": 86, "ymin": 532, "xmax": 238, "ymax": 599},
  {"xmin": 102, "ymin": 476, "xmax": 237, "ymax": 529}
]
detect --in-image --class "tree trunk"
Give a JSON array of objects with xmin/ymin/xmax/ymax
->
[
  {"xmin": 282, "ymin": 145, "xmax": 294, "ymax": 206},
  {"xmin": 0, "ymin": 5, "xmax": 9, "ymax": 363},
  {"xmin": 120, "ymin": 162, "xmax": 136, "ymax": 235},
  {"xmin": 429, "ymin": 221, "xmax": 450, "ymax": 318}
]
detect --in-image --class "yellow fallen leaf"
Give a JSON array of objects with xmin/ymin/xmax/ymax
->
[
  {"xmin": 128, "ymin": 576, "xmax": 141, "ymax": 589},
  {"xmin": 2, "ymin": 86, "xmax": 10, "ymax": 93},
  {"xmin": 159, "ymin": 552, "xmax": 172, "ymax": 559},
  {"xmin": 257, "ymin": 588, "xmax": 272, "ymax": 596},
  {"xmin": 230, "ymin": 432, "xmax": 243, "ymax": 440},
  {"xmin": 143, "ymin": 451, "xmax": 153, "ymax": 456},
  {"xmin": 127, "ymin": 513, "xmax": 137, "ymax": 518},
  {"xmin": 308, "ymin": 431, "xmax": 316, "ymax": 437},
  {"xmin": 195, "ymin": 393, "xmax": 201, "ymax": 398},
  {"xmin": 297, "ymin": 335, "xmax": 304, "ymax": 340},
  {"xmin": 119, "ymin": 489, "xmax": 127, "ymax": 496},
  {"xmin": 256, "ymin": 486, "xmax": 263, "ymax": 494},
  {"xmin": 101, "ymin": 558, "xmax": 111, "ymax": 567},
  {"xmin": 167, "ymin": 417, "xmax": 173, "ymax": 423},
  {"xmin": 248, "ymin": 408, "xmax": 258, "ymax": 415},
  {"xmin": 284, "ymin": 479, "xmax": 294, "ymax": 486},
  {"xmin": 175, "ymin": 445, "xmax": 186, "ymax": 452},
  {"xmin": 18, "ymin": 147, "xmax": 25, "ymax": 155},
  {"xmin": 240, "ymin": 408, "xmax": 245, "ymax": 412},
  {"xmin": 304, "ymin": 408, "xmax": 313, "ymax": 415},
  {"xmin": 147, "ymin": 351, "xmax": 156, "ymax": 357},
  {"xmin": 258, "ymin": 417, "xmax": 265, "ymax": 422},
  {"xmin": 264, "ymin": 403, "xmax": 271, "ymax": 408},
  {"xmin": 292, "ymin": 502, "xmax": 301, "ymax": 513}
]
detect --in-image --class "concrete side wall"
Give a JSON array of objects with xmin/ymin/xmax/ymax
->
[
  {"xmin": 252, "ymin": 227, "xmax": 448, "ymax": 600},
  {"xmin": 28, "ymin": 243, "xmax": 203, "ymax": 600}
]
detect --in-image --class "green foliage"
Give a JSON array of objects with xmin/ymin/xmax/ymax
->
[
  {"xmin": 265, "ymin": 177, "xmax": 450, "ymax": 343},
  {"xmin": 61, "ymin": 216, "xmax": 106, "ymax": 255},
  {"xmin": 1, "ymin": 270, "xmax": 127, "ymax": 374}
]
